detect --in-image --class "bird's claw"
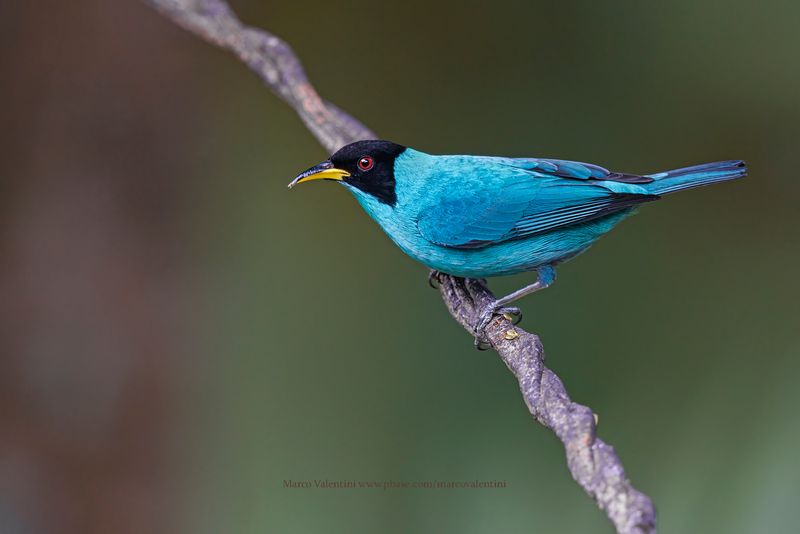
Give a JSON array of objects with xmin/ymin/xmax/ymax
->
[
  {"xmin": 472, "ymin": 304, "xmax": 523, "ymax": 349},
  {"xmin": 502, "ymin": 306, "xmax": 523, "ymax": 325},
  {"xmin": 428, "ymin": 270, "xmax": 443, "ymax": 289}
]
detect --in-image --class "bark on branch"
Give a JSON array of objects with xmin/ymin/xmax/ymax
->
[{"xmin": 143, "ymin": 1, "xmax": 657, "ymax": 532}]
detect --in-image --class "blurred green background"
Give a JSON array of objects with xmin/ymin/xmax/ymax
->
[{"xmin": 2, "ymin": 1, "xmax": 798, "ymax": 533}]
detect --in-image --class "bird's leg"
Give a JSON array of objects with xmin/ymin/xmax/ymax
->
[{"xmin": 473, "ymin": 265, "xmax": 557, "ymax": 347}]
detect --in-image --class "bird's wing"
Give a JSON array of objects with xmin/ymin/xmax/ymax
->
[
  {"xmin": 416, "ymin": 157, "xmax": 658, "ymax": 249},
  {"xmin": 509, "ymin": 157, "xmax": 654, "ymax": 183}
]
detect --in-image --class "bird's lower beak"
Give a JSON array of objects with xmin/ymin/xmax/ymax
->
[{"xmin": 288, "ymin": 160, "xmax": 351, "ymax": 188}]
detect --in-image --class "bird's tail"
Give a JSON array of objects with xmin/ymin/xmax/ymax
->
[{"xmin": 645, "ymin": 160, "xmax": 747, "ymax": 195}]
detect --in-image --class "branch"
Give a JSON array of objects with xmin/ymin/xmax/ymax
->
[
  {"xmin": 143, "ymin": 1, "xmax": 657, "ymax": 532},
  {"xmin": 437, "ymin": 276, "xmax": 656, "ymax": 533},
  {"xmin": 146, "ymin": 0, "xmax": 374, "ymax": 152}
]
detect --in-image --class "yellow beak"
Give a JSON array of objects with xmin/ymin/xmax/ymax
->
[{"xmin": 288, "ymin": 160, "xmax": 350, "ymax": 188}]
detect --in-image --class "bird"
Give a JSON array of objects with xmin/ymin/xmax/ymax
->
[{"xmin": 289, "ymin": 140, "xmax": 746, "ymax": 345}]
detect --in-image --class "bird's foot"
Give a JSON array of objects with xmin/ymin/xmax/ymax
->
[
  {"xmin": 473, "ymin": 303, "xmax": 522, "ymax": 350},
  {"xmin": 428, "ymin": 270, "xmax": 443, "ymax": 289}
]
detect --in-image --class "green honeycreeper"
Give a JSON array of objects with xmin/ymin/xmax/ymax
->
[{"xmin": 290, "ymin": 140, "xmax": 746, "ymax": 344}]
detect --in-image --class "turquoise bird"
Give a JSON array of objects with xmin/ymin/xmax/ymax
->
[{"xmin": 289, "ymin": 140, "xmax": 746, "ymax": 343}]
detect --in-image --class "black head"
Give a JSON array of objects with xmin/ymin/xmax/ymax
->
[{"xmin": 289, "ymin": 140, "xmax": 406, "ymax": 206}]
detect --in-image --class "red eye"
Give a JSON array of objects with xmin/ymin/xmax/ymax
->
[{"xmin": 358, "ymin": 156, "xmax": 374, "ymax": 171}]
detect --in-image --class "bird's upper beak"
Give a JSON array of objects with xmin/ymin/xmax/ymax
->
[{"xmin": 288, "ymin": 160, "xmax": 351, "ymax": 188}]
